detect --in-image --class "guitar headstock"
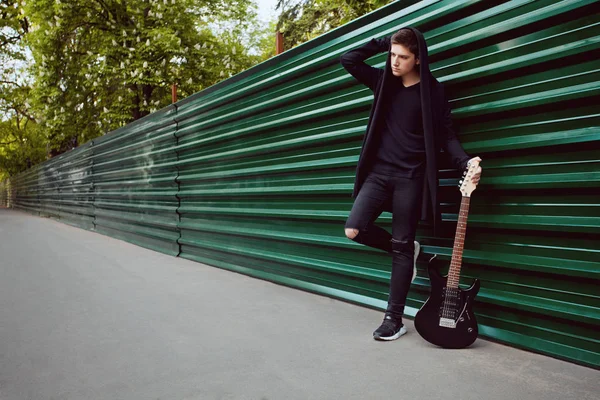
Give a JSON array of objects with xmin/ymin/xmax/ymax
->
[{"xmin": 459, "ymin": 159, "xmax": 480, "ymax": 197}]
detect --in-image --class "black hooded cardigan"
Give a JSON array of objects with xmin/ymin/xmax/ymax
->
[{"xmin": 340, "ymin": 27, "xmax": 471, "ymax": 235}]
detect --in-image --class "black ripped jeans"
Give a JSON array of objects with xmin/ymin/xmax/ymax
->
[{"xmin": 345, "ymin": 171, "xmax": 424, "ymax": 320}]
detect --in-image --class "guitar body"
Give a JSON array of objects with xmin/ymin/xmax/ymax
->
[{"xmin": 414, "ymin": 263, "xmax": 480, "ymax": 349}]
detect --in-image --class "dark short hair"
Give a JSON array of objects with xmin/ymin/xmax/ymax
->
[{"xmin": 391, "ymin": 28, "xmax": 419, "ymax": 59}]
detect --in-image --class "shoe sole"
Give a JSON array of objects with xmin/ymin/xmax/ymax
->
[
  {"xmin": 412, "ymin": 241, "xmax": 420, "ymax": 282},
  {"xmin": 373, "ymin": 326, "xmax": 407, "ymax": 341}
]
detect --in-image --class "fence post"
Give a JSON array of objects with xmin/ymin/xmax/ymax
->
[{"xmin": 276, "ymin": 31, "xmax": 284, "ymax": 55}]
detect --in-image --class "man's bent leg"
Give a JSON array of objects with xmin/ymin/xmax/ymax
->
[
  {"xmin": 344, "ymin": 173, "xmax": 392, "ymax": 253},
  {"xmin": 344, "ymin": 224, "xmax": 393, "ymax": 253}
]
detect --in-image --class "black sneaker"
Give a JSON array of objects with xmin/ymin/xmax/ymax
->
[{"xmin": 373, "ymin": 315, "xmax": 407, "ymax": 341}]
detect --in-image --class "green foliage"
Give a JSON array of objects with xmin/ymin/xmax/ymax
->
[
  {"xmin": 246, "ymin": 17, "xmax": 278, "ymax": 64},
  {"xmin": 1, "ymin": 0, "xmax": 29, "ymax": 64},
  {"xmin": 24, "ymin": 0, "xmax": 259, "ymax": 156},
  {"xmin": 275, "ymin": 0, "xmax": 394, "ymax": 50},
  {"xmin": 0, "ymin": 84, "xmax": 47, "ymax": 177},
  {"xmin": 1, "ymin": 0, "xmax": 44, "ymax": 177}
]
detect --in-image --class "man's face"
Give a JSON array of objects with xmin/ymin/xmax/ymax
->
[{"xmin": 390, "ymin": 43, "xmax": 419, "ymax": 77}]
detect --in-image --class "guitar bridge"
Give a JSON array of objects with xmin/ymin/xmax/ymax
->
[{"xmin": 439, "ymin": 318, "xmax": 457, "ymax": 328}]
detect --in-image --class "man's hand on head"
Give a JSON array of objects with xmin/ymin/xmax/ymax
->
[{"xmin": 378, "ymin": 36, "xmax": 391, "ymax": 53}]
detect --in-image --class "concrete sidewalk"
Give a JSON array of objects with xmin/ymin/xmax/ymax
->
[{"xmin": 0, "ymin": 208, "xmax": 597, "ymax": 400}]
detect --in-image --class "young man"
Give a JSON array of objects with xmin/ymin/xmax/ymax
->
[{"xmin": 340, "ymin": 27, "xmax": 482, "ymax": 341}]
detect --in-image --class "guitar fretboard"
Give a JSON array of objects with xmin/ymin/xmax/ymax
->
[{"xmin": 447, "ymin": 196, "xmax": 470, "ymax": 288}]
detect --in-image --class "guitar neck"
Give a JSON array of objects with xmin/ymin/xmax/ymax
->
[{"xmin": 448, "ymin": 196, "xmax": 471, "ymax": 288}]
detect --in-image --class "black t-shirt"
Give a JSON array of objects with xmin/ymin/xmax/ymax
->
[{"xmin": 372, "ymin": 77, "xmax": 426, "ymax": 177}]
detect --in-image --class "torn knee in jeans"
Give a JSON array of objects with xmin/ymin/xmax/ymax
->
[
  {"xmin": 391, "ymin": 238, "xmax": 413, "ymax": 254},
  {"xmin": 345, "ymin": 228, "xmax": 359, "ymax": 240}
]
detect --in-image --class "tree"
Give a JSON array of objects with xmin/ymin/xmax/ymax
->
[
  {"xmin": 275, "ymin": 0, "xmax": 394, "ymax": 51},
  {"xmin": 245, "ymin": 18, "xmax": 278, "ymax": 63},
  {"xmin": 1, "ymin": 0, "xmax": 29, "ymax": 67},
  {"xmin": 25, "ymin": 0, "xmax": 259, "ymax": 155},
  {"xmin": 0, "ymin": 84, "xmax": 47, "ymax": 177},
  {"xmin": 1, "ymin": 0, "xmax": 46, "ymax": 177}
]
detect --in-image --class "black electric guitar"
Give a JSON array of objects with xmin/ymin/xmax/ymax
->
[{"xmin": 414, "ymin": 159, "xmax": 481, "ymax": 349}]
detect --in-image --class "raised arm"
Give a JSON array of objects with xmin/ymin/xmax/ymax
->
[{"xmin": 340, "ymin": 36, "xmax": 390, "ymax": 92}]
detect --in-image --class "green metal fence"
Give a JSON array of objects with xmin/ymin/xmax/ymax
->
[
  {"xmin": 5, "ymin": 0, "xmax": 599, "ymax": 368},
  {"xmin": 91, "ymin": 105, "xmax": 180, "ymax": 255},
  {"xmin": 56, "ymin": 142, "xmax": 95, "ymax": 230}
]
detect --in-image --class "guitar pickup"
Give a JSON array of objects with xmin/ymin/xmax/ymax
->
[{"xmin": 439, "ymin": 318, "xmax": 457, "ymax": 328}]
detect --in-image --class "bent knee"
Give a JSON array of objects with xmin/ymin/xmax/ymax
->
[
  {"xmin": 391, "ymin": 238, "xmax": 413, "ymax": 255},
  {"xmin": 345, "ymin": 228, "xmax": 359, "ymax": 239}
]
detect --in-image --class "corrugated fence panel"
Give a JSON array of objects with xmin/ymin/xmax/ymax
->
[
  {"xmin": 38, "ymin": 154, "xmax": 63, "ymax": 219},
  {"xmin": 91, "ymin": 105, "xmax": 180, "ymax": 256},
  {"xmin": 5, "ymin": 144, "xmax": 95, "ymax": 229},
  {"xmin": 425, "ymin": 0, "xmax": 600, "ymax": 367},
  {"xmin": 56, "ymin": 142, "xmax": 95, "ymax": 230},
  {"xmin": 5, "ymin": 0, "xmax": 599, "ymax": 368},
  {"xmin": 12, "ymin": 164, "xmax": 43, "ymax": 215}
]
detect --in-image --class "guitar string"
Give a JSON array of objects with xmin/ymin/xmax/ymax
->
[{"xmin": 442, "ymin": 196, "xmax": 469, "ymax": 322}]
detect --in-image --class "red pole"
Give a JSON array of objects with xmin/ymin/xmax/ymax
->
[
  {"xmin": 276, "ymin": 31, "xmax": 284, "ymax": 55},
  {"xmin": 172, "ymin": 83, "xmax": 177, "ymax": 103}
]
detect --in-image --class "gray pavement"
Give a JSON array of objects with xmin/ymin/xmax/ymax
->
[{"xmin": 0, "ymin": 207, "xmax": 598, "ymax": 400}]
